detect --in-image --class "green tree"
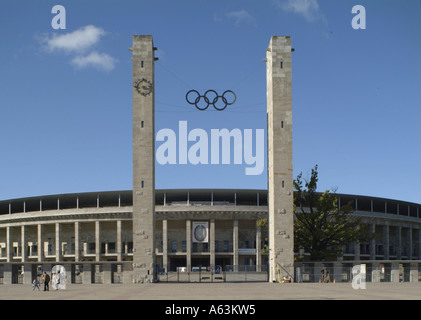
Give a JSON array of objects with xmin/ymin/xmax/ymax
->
[{"xmin": 293, "ymin": 165, "xmax": 371, "ymax": 261}]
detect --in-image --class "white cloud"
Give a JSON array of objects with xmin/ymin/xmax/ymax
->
[
  {"xmin": 44, "ymin": 25, "xmax": 106, "ymax": 53},
  {"xmin": 40, "ymin": 25, "xmax": 117, "ymax": 72},
  {"xmin": 278, "ymin": 0, "xmax": 325, "ymax": 22},
  {"xmin": 72, "ymin": 52, "xmax": 117, "ymax": 71},
  {"xmin": 225, "ymin": 9, "xmax": 257, "ymax": 27}
]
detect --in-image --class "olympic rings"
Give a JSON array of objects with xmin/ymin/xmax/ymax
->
[{"xmin": 186, "ymin": 90, "xmax": 237, "ymax": 111}]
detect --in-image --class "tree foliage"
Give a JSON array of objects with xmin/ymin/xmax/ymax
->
[
  {"xmin": 257, "ymin": 218, "xmax": 268, "ymax": 254},
  {"xmin": 293, "ymin": 165, "xmax": 371, "ymax": 261}
]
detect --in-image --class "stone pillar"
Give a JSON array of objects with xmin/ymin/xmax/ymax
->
[
  {"xmin": 37, "ymin": 224, "xmax": 44, "ymax": 262},
  {"xmin": 55, "ymin": 223, "xmax": 61, "ymax": 262},
  {"xmin": 131, "ymin": 35, "xmax": 156, "ymax": 283},
  {"xmin": 256, "ymin": 224, "xmax": 262, "ymax": 272},
  {"xmin": 186, "ymin": 220, "xmax": 191, "ymax": 272},
  {"xmin": 163, "ymin": 219, "xmax": 168, "ymax": 272},
  {"xmin": 233, "ymin": 220, "xmax": 239, "ymax": 269},
  {"xmin": 21, "ymin": 225, "xmax": 27, "ymax": 263},
  {"xmin": 266, "ymin": 36, "xmax": 294, "ymax": 282},
  {"xmin": 95, "ymin": 221, "xmax": 101, "ymax": 262},
  {"xmin": 117, "ymin": 220, "xmax": 122, "ymax": 261},
  {"xmin": 210, "ymin": 219, "xmax": 215, "ymax": 269},
  {"xmin": 75, "ymin": 222, "xmax": 80, "ymax": 262},
  {"xmin": 6, "ymin": 226, "xmax": 12, "ymax": 262}
]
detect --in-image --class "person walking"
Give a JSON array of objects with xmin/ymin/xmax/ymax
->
[
  {"xmin": 43, "ymin": 272, "xmax": 50, "ymax": 291},
  {"xmin": 32, "ymin": 279, "xmax": 40, "ymax": 291}
]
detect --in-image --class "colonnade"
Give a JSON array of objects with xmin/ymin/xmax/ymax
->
[
  {"xmin": 0, "ymin": 219, "xmax": 131, "ymax": 263},
  {"xmin": 158, "ymin": 218, "xmax": 263, "ymax": 272},
  {"xmin": 348, "ymin": 220, "xmax": 421, "ymax": 260}
]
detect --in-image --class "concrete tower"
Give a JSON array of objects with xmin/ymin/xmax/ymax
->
[
  {"xmin": 131, "ymin": 35, "xmax": 156, "ymax": 283},
  {"xmin": 266, "ymin": 36, "xmax": 294, "ymax": 282}
]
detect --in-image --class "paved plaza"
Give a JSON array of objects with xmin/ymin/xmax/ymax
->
[{"xmin": 0, "ymin": 282, "xmax": 420, "ymax": 300}]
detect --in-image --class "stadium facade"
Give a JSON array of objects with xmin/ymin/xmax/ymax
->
[{"xmin": 0, "ymin": 190, "xmax": 420, "ymax": 284}]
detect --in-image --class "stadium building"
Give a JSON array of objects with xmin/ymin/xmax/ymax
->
[
  {"xmin": 1, "ymin": 35, "xmax": 420, "ymax": 285},
  {"xmin": 0, "ymin": 190, "xmax": 420, "ymax": 284}
]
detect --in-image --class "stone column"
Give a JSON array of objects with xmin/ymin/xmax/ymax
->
[
  {"xmin": 117, "ymin": 220, "xmax": 122, "ymax": 261},
  {"xmin": 75, "ymin": 222, "xmax": 80, "ymax": 262},
  {"xmin": 266, "ymin": 36, "xmax": 294, "ymax": 282},
  {"xmin": 95, "ymin": 221, "xmax": 101, "ymax": 262},
  {"xmin": 131, "ymin": 35, "xmax": 156, "ymax": 283},
  {"xmin": 55, "ymin": 223, "xmax": 61, "ymax": 262},
  {"xmin": 186, "ymin": 220, "xmax": 191, "ymax": 272},
  {"xmin": 21, "ymin": 225, "xmax": 27, "ymax": 263},
  {"xmin": 6, "ymin": 226, "xmax": 12, "ymax": 262},
  {"xmin": 256, "ymin": 223, "xmax": 262, "ymax": 272},
  {"xmin": 163, "ymin": 219, "xmax": 168, "ymax": 272},
  {"xmin": 210, "ymin": 219, "xmax": 215, "ymax": 269},
  {"xmin": 37, "ymin": 224, "xmax": 44, "ymax": 262},
  {"xmin": 233, "ymin": 220, "xmax": 239, "ymax": 269}
]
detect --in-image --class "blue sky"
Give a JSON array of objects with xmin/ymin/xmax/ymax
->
[{"xmin": 0, "ymin": 0, "xmax": 420, "ymax": 204}]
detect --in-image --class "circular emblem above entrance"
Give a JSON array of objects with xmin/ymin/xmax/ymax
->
[{"xmin": 194, "ymin": 224, "xmax": 207, "ymax": 242}]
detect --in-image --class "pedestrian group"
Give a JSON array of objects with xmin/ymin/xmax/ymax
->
[{"xmin": 32, "ymin": 271, "xmax": 51, "ymax": 291}]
